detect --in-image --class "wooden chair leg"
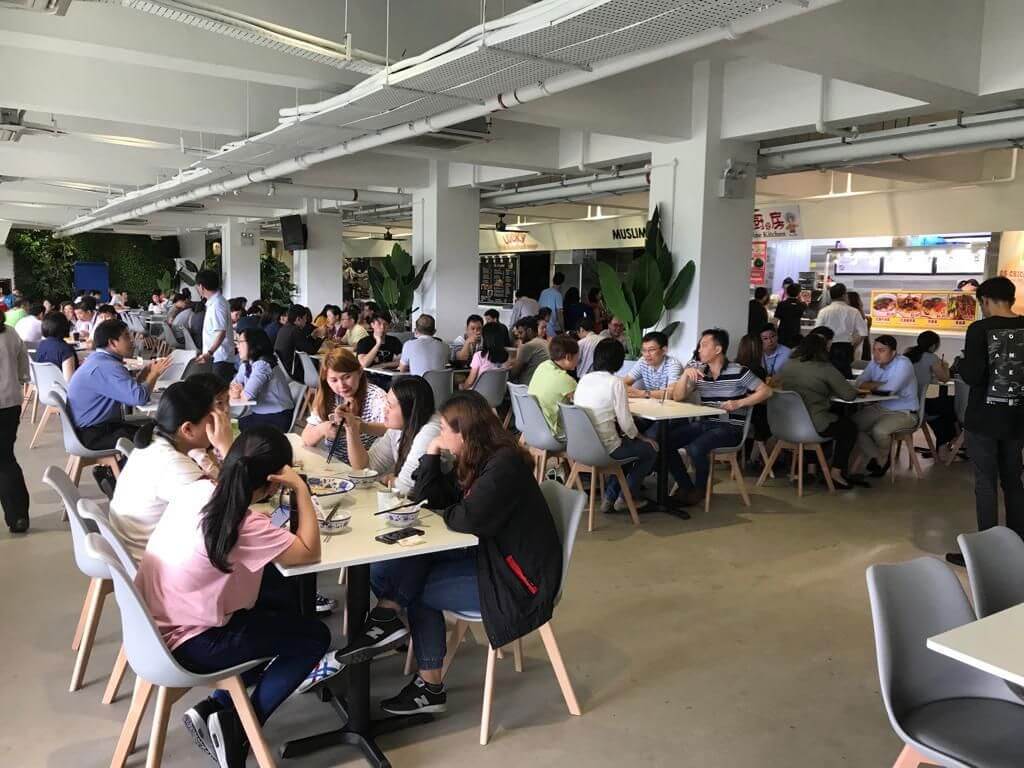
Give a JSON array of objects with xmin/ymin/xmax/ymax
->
[
  {"xmin": 221, "ymin": 676, "xmax": 277, "ymax": 768},
  {"xmin": 789, "ymin": 450, "xmax": 798, "ymax": 481},
  {"xmin": 103, "ymin": 644, "xmax": 129, "ymax": 704},
  {"xmin": 68, "ymin": 455, "xmax": 84, "ymax": 486},
  {"xmin": 907, "ymin": 437, "xmax": 924, "ymax": 478},
  {"xmin": 597, "ymin": 472, "xmax": 605, "ymax": 498},
  {"xmin": 538, "ymin": 623, "xmax": 581, "ymax": 716},
  {"xmin": 892, "ymin": 743, "xmax": 935, "ymax": 768},
  {"xmin": 72, "ymin": 577, "xmax": 98, "ymax": 651},
  {"xmin": 813, "ymin": 445, "xmax": 836, "ymax": 494},
  {"xmin": 29, "ymin": 406, "xmax": 53, "ymax": 449},
  {"xmin": 757, "ymin": 442, "xmax": 783, "ymax": 486},
  {"xmin": 891, "ymin": 442, "xmax": 899, "ymax": 486},
  {"xmin": 441, "ymin": 620, "xmax": 470, "ymax": 679},
  {"xmin": 565, "ymin": 465, "xmax": 578, "ymax": 494},
  {"xmin": 704, "ymin": 458, "xmax": 714, "ymax": 514},
  {"xmin": 70, "ymin": 578, "xmax": 111, "ymax": 692},
  {"xmin": 144, "ymin": 686, "xmax": 187, "ymax": 768},
  {"xmin": 111, "ymin": 676, "xmax": 154, "ymax": 768},
  {"xmin": 587, "ymin": 467, "xmax": 597, "ymax": 533},
  {"xmin": 513, "ymin": 638, "xmax": 524, "ymax": 673},
  {"xmin": 922, "ymin": 423, "xmax": 937, "ymax": 456},
  {"xmin": 945, "ymin": 432, "xmax": 964, "ymax": 466},
  {"xmin": 612, "ymin": 465, "xmax": 640, "ymax": 526},
  {"xmin": 731, "ymin": 454, "xmax": 751, "ymax": 506},
  {"xmin": 480, "ymin": 645, "xmax": 498, "ymax": 746},
  {"xmin": 796, "ymin": 445, "xmax": 804, "ymax": 498},
  {"xmin": 502, "ymin": 409, "xmax": 512, "ymax": 430}
]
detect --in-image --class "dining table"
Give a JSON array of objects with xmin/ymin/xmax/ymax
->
[
  {"xmin": 274, "ymin": 433, "xmax": 477, "ymax": 768},
  {"xmin": 928, "ymin": 603, "xmax": 1024, "ymax": 688}
]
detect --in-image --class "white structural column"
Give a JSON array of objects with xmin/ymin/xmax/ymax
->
[
  {"xmin": 294, "ymin": 213, "xmax": 344, "ymax": 313},
  {"xmin": 177, "ymin": 231, "xmax": 206, "ymax": 299},
  {"xmin": 649, "ymin": 59, "xmax": 757, "ymax": 358},
  {"xmin": 412, "ymin": 160, "xmax": 480, "ymax": 342},
  {"xmin": 221, "ymin": 220, "xmax": 261, "ymax": 301}
]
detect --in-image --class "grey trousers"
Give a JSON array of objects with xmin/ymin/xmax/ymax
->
[{"xmin": 851, "ymin": 405, "xmax": 917, "ymax": 462}]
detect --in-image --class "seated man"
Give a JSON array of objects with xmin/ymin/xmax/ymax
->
[
  {"xmin": 574, "ymin": 317, "xmax": 601, "ymax": 377},
  {"xmin": 67, "ymin": 319, "xmax": 173, "ymax": 449},
  {"xmin": 73, "ymin": 296, "xmax": 98, "ymax": 342},
  {"xmin": 668, "ymin": 328, "xmax": 772, "ymax": 506},
  {"xmin": 853, "ymin": 334, "xmax": 919, "ymax": 477},
  {"xmin": 507, "ymin": 316, "xmax": 550, "ymax": 386},
  {"xmin": 600, "ymin": 315, "xmax": 630, "ymax": 354},
  {"xmin": 759, "ymin": 323, "xmax": 792, "ymax": 380},
  {"xmin": 356, "ymin": 313, "xmax": 403, "ymax": 369},
  {"xmin": 450, "ymin": 314, "xmax": 484, "ymax": 364},
  {"xmin": 399, "ymin": 314, "xmax": 449, "ymax": 376},
  {"xmin": 340, "ymin": 304, "xmax": 369, "ymax": 347},
  {"xmin": 528, "ymin": 334, "xmax": 579, "ymax": 438},
  {"xmin": 625, "ymin": 331, "xmax": 682, "ymax": 399},
  {"xmin": 537, "ymin": 307, "xmax": 552, "ymax": 340}
]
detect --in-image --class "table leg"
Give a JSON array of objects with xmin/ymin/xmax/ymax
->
[
  {"xmin": 281, "ymin": 564, "xmax": 433, "ymax": 767},
  {"xmin": 648, "ymin": 421, "xmax": 691, "ymax": 520}
]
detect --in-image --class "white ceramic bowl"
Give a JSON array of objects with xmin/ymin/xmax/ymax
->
[
  {"xmin": 385, "ymin": 505, "xmax": 423, "ymax": 527},
  {"xmin": 347, "ymin": 468, "xmax": 380, "ymax": 488},
  {"xmin": 307, "ymin": 476, "xmax": 354, "ymax": 496},
  {"xmin": 315, "ymin": 497, "xmax": 352, "ymax": 533}
]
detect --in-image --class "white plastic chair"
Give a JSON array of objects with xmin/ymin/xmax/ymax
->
[
  {"xmin": 287, "ymin": 380, "xmax": 308, "ymax": 433},
  {"xmin": 45, "ymin": 390, "xmax": 121, "ymax": 490},
  {"xmin": 83, "ymin": 534, "xmax": 278, "ymax": 768},
  {"xmin": 515, "ymin": 390, "xmax": 568, "ymax": 484},
  {"xmin": 28, "ymin": 360, "xmax": 67, "ymax": 449},
  {"xmin": 441, "ymin": 481, "xmax": 584, "ymax": 745},
  {"xmin": 471, "ymin": 368, "xmax": 509, "ymax": 410}
]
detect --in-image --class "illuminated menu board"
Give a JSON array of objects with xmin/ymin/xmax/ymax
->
[
  {"xmin": 834, "ymin": 250, "xmax": 883, "ymax": 275},
  {"xmin": 935, "ymin": 247, "xmax": 986, "ymax": 274},
  {"xmin": 883, "ymin": 250, "xmax": 933, "ymax": 274}
]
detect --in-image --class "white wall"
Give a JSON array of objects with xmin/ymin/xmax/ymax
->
[{"xmin": 0, "ymin": 243, "xmax": 13, "ymax": 287}]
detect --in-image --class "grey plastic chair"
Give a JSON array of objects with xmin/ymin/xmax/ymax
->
[
  {"xmin": 504, "ymin": 381, "xmax": 528, "ymax": 430},
  {"xmin": 702, "ymin": 407, "xmax": 754, "ymax": 513},
  {"xmin": 115, "ymin": 438, "xmax": 134, "ymax": 460},
  {"xmin": 945, "ymin": 377, "xmax": 970, "ymax": 465},
  {"xmin": 82, "ymin": 534, "xmax": 279, "ymax": 768},
  {"xmin": 423, "ymin": 369, "xmax": 455, "ymax": 410},
  {"xmin": 514, "ymin": 390, "xmax": 567, "ymax": 484},
  {"xmin": 180, "ymin": 327, "xmax": 197, "ymax": 351},
  {"xmin": 559, "ymin": 402, "xmax": 641, "ymax": 530},
  {"xmin": 756, "ymin": 390, "xmax": 835, "ymax": 497},
  {"xmin": 288, "ymin": 380, "xmax": 308, "ymax": 432},
  {"xmin": 437, "ymin": 480, "xmax": 584, "ymax": 745},
  {"xmin": 28, "ymin": 360, "xmax": 67, "ymax": 449},
  {"xmin": 889, "ymin": 382, "xmax": 931, "ymax": 484},
  {"xmin": 472, "ymin": 367, "xmax": 509, "ymax": 410},
  {"xmin": 866, "ymin": 556, "xmax": 1024, "ymax": 768},
  {"xmin": 45, "ymin": 390, "xmax": 121, "ymax": 487},
  {"xmin": 41, "ymin": 466, "xmax": 122, "ymax": 697},
  {"xmin": 296, "ymin": 350, "xmax": 320, "ymax": 389}
]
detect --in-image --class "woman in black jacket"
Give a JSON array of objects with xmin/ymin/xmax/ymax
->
[{"xmin": 340, "ymin": 391, "xmax": 562, "ymax": 716}]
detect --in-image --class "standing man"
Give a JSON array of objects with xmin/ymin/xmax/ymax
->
[
  {"xmin": 194, "ymin": 270, "xmax": 237, "ymax": 382},
  {"xmin": 483, "ymin": 308, "xmax": 512, "ymax": 347},
  {"xmin": 774, "ymin": 283, "xmax": 806, "ymax": 348},
  {"xmin": 538, "ymin": 272, "xmax": 566, "ymax": 335},
  {"xmin": 748, "ymin": 287, "xmax": 770, "ymax": 336},
  {"xmin": 947, "ymin": 276, "xmax": 1024, "ymax": 565},
  {"xmin": 509, "ymin": 289, "xmax": 539, "ymax": 326},
  {"xmin": 815, "ymin": 283, "xmax": 866, "ymax": 378}
]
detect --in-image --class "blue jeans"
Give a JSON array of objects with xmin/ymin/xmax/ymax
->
[
  {"xmin": 371, "ymin": 549, "xmax": 479, "ymax": 671},
  {"xmin": 603, "ymin": 436, "xmax": 658, "ymax": 502},
  {"xmin": 238, "ymin": 409, "xmax": 292, "ymax": 433},
  {"xmin": 662, "ymin": 421, "xmax": 743, "ymax": 492}
]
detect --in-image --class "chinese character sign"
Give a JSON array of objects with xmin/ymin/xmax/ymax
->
[
  {"xmin": 750, "ymin": 241, "xmax": 767, "ymax": 286},
  {"xmin": 753, "ymin": 205, "xmax": 801, "ymax": 239}
]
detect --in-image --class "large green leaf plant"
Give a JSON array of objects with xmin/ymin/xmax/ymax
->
[
  {"xmin": 368, "ymin": 243, "xmax": 431, "ymax": 320},
  {"xmin": 596, "ymin": 205, "xmax": 695, "ymax": 355}
]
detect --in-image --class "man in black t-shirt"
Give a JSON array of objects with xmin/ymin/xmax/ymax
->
[
  {"xmin": 948, "ymin": 277, "xmax": 1024, "ymax": 564},
  {"xmin": 747, "ymin": 287, "xmax": 770, "ymax": 336},
  {"xmin": 356, "ymin": 313, "xmax": 403, "ymax": 369},
  {"xmin": 774, "ymin": 282, "xmax": 806, "ymax": 348}
]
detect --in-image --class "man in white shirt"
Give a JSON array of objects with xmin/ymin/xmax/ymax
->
[
  {"xmin": 815, "ymin": 283, "xmax": 867, "ymax": 378},
  {"xmin": 73, "ymin": 296, "xmax": 99, "ymax": 341},
  {"xmin": 195, "ymin": 269, "xmax": 236, "ymax": 382},
  {"xmin": 399, "ymin": 314, "xmax": 449, "ymax": 376},
  {"xmin": 15, "ymin": 302, "xmax": 45, "ymax": 343}
]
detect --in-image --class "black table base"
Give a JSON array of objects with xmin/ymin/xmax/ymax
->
[
  {"xmin": 283, "ymin": 565, "xmax": 433, "ymax": 768},
  {"xmin": 648, "ymin": 420, "xmax": 691, "ymax": 519}
]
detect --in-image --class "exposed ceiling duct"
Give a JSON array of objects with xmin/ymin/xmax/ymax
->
[
  {"xmin": 759, "ymin": 108, "xmax": 1024, "ymax": 174},
  {"xmin": 54, "ymin": 0, "xmax": 842, "ymax": 238},
  {"xmin": 0, "ymin": 0, "xmax": 71, "ymax": 14},
  {"xmin": 86, "ymin": 0, "xmax": 385, "ymax": 74},
  {"xmin": 480, "ymin": 169, "xmax": 649, "ymax": 207}
]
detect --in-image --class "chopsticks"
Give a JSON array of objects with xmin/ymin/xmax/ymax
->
[
  {"xmin": 320, "ymin": 503, "xmax": 341, "ymax": 542},
  {"xmin": 374, "ymin": 500, "xmax": 421, "ymax": 516}
]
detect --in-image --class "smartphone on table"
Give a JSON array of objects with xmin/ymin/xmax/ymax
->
[{"xmin": 375, "ymin": 528, "xmax": 425, "ymax": 545}]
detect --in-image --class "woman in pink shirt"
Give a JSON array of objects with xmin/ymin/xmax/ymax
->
[
  {"xmin": 460, "ymin": 322, "xmax": 510, "ymax": 390},
  {"xmin": 136, "ymin": 426, "xmax": 327, "ymax": 768}
]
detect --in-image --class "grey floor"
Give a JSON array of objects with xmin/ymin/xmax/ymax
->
[{"xmin": 0, "ymin": 413, "xmax": 977, "ymax": 767}]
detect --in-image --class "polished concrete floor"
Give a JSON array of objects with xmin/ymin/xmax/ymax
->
[{"xmin": 0, "ymin": 413, "xmax": 980, "ymax": 768}]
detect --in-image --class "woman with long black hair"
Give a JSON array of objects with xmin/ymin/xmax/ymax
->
[
  {"xmin": 230, "ymin": 327, "xmax": 295, "ymax": 433},
  {"xmin": 136, "ymin": 427, "xmax": 327, "ymax": 767},
  {"xmin": 339, "ymin": 391, "xmax": 562, "ymax": 717},
  {"xmin": 460, "ymin": 321, "xmax": 510, "ymax": 390},
  {"xmin": 905, "ymin": 329, "xmax": 957, "ymax": 458},
  {"xmin": 0, "ymin": 314, "xmax": 30, "ymax": 533}
]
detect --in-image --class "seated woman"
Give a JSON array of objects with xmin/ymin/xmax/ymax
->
[
  {"xmin": 775, "ymin": 332, "xmax": 863, "ymax": 489},
  {"xmin": 461, "ymin": 321, "xmax": 510, "ymax": 390},
  {"xmin": 905, "ymin": 330, "xmax": 956, "ymax": 460},
  {"xmin": 736, "ymin": 333, "xmax": 771, "ymax": 445},
  {"xmin": 231, "ymin": 328, "xmax": 295, "ymax": 433},
  {"xmin": 34, "ymin": 311, "xmax": 78, "ymax": 383},
  {"xmin": 136, "ymin": 427, "xmax": 328, "ymax": 767},
  {"xmin": 335, "ymin": 392, "xmax": 562, "ymax": 717},
  {"xmin": 301, "ymin": 346, "xmax": 387, "ymax": 464},
  {"xmin": 342, "ymin": 376, "xmax": 443, "ymax": 496},
  {"xmin": 109, "ymin": 377, "xmax": 234, "ymax": 562}
]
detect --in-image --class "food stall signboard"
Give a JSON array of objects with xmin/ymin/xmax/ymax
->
[
  {"xmin": 882, "ymin": 249, "xmax": 934, "ymax": 274},
  {"xmin": 750, "ymin": 241, "xmax": 767, "ymax": 286},
  {"xmin": 834, "ymin": 250, "xmax": 883, "ymax": 275},
  {"xmin": 753, "ymin": 205, "xmax": 801, "ymax": 239},
  {"xmin": 871, "ymin": 290, "xmax": 979, "ymax": 331}
]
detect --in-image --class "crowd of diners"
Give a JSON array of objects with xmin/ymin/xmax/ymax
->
[{"xmin": 1, "ymin": 270, "xmax": 1021, "ymax": 767}]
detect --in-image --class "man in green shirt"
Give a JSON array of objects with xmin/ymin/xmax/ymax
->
[
  {"xmin": 3, "ymin": 298, "xmax": 28, "ymax": 328},
  {"xmin": 528, "ymin": 334, "xmax": 579, "ymax": 438}
]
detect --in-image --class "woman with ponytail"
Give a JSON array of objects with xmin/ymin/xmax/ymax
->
[
  {"xmin": 109, "ymin": 378, "xmax": 234, "ymax": 563},
  {"xmin": 137, "ymin": 427, "xmax": 328, "ymax": 767}
]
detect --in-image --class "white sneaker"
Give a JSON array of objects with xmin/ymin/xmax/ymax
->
[
  {"xmin": 296, "ymin": 651, "xmax": 345, "ymax": 694},
  {"xmin": 613, "ymin": 496, "xmax": 648, "ymax": 512}
]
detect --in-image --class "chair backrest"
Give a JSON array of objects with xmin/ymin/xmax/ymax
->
[
  {"xmin": 558, "ymin": 403, "xmax": 613, "ymax": 466},
  {"xmin": 78, "ymin": 499, "xmax": 138, "ymax": 578},
  {"xmin": 765, "ymin": 390, "xmax": 824, "ymax": 444},
  {"xmin": 711, "ymin": 407, "xmax": 753, "ymax": 454},
  {"xmin": 515, "ymin": 391, "xmax": 564, "ymax": 452},
  {"xmin": 30, "ymin": 360, "xmax": 66, "ymax": 402},
  {"xmin": 506, "ymin": 382, "xmax": 527, "ymax": 426},
  {"xmin": 472, "ymin": 368, "xmax": 509, "ymax": 409},
  {"xmin": 45, "ymin": 389, "xmax": 112, "ymax": 458},
  {"xmin": 41, "ymin": 466, "xmax": 109, "ymax": 580},
  {"xmin": 288, "ymin": 380, "xmax": 308, "ymax": 432},
  {"xmin": 83, "ymin": 533, "xmax": 209, "ymax": 688},
  {"xmin": 959, "ymin": 526, "xmax": 1024, "ymax": 618},
  {"xmin": 180, "ymin": 327, "xmax": 197, "ymax": 351},
  {"xmin": 913, "ymin": 381, "xmax": 929, "ymax": 430},
  {"xmin": 953, "ymin": 376, "xmax": 969, "ymax": 424},
  {"xmin": 422, "ymin": 369, "xmax": 454, "ymax": 410},
  {"xmin": 540, "ymin": 480, "xmax": 585, "ymax": 603},
  {"xmin": 297, "ymin": 351, "xmax": 319, "ymax": 389},
  {"xmin": 392, "ymin": 331, "xmax": 415, "ymax": 344},
  {"xmin": 866, "ymin": 557, "xmax": 1013, "ymax": 733}
]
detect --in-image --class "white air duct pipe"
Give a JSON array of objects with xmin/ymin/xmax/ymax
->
[
  {"xmin": 245, "ymin": 183, "xmax": 410, "ymax": 205},
  {"xmin": 55, "ymin": 0, "xmax": 841, "ymax": 238},
  {"xmin": 480, "ymin": 172, "xmax": 649, "ymax": 207}
]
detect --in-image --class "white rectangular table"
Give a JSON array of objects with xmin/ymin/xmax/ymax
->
[
  {"xmin": 134, "ymin": 396, "xmax": 256, "ymax": 415},
  {"xmin": 928, "ymin": 604, "xmax": 1024, "ymax": 687},
  {"xmin": 275, "ymin": 434, "xmax": 477, "ymax": 765},
  {"xmin": 831, "ymin": 392, "xmax": 899, "ymax": 404}
]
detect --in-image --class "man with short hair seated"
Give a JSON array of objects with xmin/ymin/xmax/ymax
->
[
  {"xmin": 67, "ymin": 319, "xmax": 173, "ymax": 449},
  {"xmin": 399, "ymin": 314, "xmax": 449, "ymax": 376}
]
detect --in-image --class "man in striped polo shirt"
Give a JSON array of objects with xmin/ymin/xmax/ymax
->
[
  {"xmin": 667, "ymin": 328, "xmax": 772, "ymax": 506},
  {"xmin": 625, "ymin": 331, "xmax": 683, "ymax": 398}
]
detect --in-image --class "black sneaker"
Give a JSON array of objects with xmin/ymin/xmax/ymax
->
[
  {"xmin": 866, "ymin": 459, "xmax": 891, "ymax": 478},
  {"xmin": 208, "ymin": 709, "xmax": 248, "ymax": 768},
  {"xmin": 8, "ymin": 517, "xmax": 29, "ymax": 534},
  {"xmin": 380, "ymin": 676, "xmax": 447, "ymax": 716},
  {"xmin": 182, "ymin": 698, "xmax": 224, "ymax": 766},
  {"xmin": 336, "ymin": 606, "xmax": 409, "ymax": 664},
  {"xmin": 92, "ymin": 465, "xmax": 117, "ymax": 500},
  {"xmin": 315, "ymin": 592, "xmax": 337, "ymax": 615},
  {"xmin": 946, "ymin": 552, "xmax": 966, "ymax": 567}
]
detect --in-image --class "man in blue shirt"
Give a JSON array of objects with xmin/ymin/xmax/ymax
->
[
  {"xmin": 67, "ymin": 319, "xmax": 172, "ymax": 449},
  {"xmin": 625, "ymin": 331, "xmax": 683, "ymax": 398},
  {"xmin": 759, "ymin": 324, "xmax": 792, "ymax": 379},
  {"xmin": 195, "ymin": 270, "xmax": 237, "ymax": 383},
  {"xmin": 853, "ymin": 334, "xmax": 919, "ymax": 476},
  {"xmin": 538, "ymin": 272, "xmax": 565, "ymax": 335}
]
